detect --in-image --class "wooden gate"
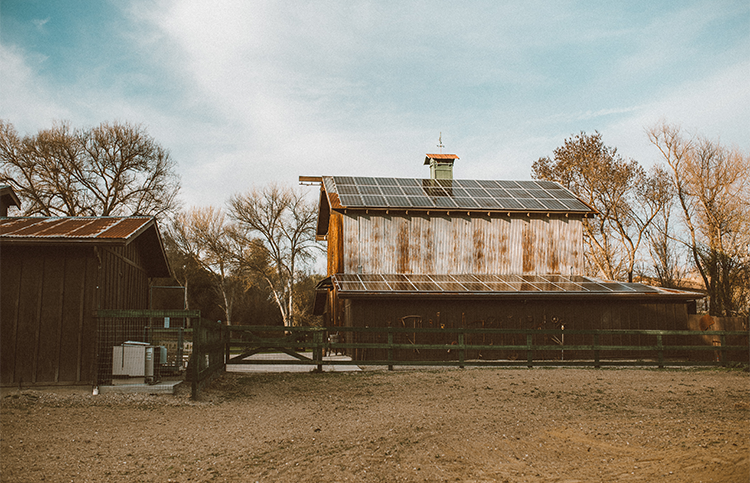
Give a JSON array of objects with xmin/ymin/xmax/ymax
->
[{"xmin": 225, "ymin": 326, "xmax": 328, "ymax": 371}]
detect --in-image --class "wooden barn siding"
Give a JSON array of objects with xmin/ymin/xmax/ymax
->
[
  {"xmin": 342, "ymin": 297, "xmax": 691, "ymax": 361},
  {"xmin": 1, "ymin": 245, "xmax": 97, "ymax": 385},
  {"xmin": 340, "ymin": 212, "xmax": 584, "ymax": 275},
  {"xmin": 0, "ymin": 243, "xmax": 152, "ymax": 386},
  {"xmin": 327, "ymin": 211, "xmax": 344, "ymax": 275}
]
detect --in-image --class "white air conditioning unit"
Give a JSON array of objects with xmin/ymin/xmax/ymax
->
[{"xmin": 112, "ymin": 342, "xmax": 166, "ymax": 383}]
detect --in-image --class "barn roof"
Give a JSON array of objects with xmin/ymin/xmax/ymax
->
[
  {"xmin": 0, "ymin": 216, "xmax": 170, "ymax": 277},
  {"xmin": 325, "ymin": 273, "xmax": 703, "ymax": 301},
  {"xmin": 320, "ymin": 176, "xmax": 596, "ymax": 214}
]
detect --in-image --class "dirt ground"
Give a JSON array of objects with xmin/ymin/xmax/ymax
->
[{"xmin": 1, "ymin": 367, "xmax": 748, "ymax": 483}]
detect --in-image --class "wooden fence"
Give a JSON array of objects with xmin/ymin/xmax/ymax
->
[
  {"xmin": 95, "ymin": 315, "xmax": 747, "ymax": 400},
  {"xmin": 223, "ymin": 325, "xmax": 749, "ymax": 371}
]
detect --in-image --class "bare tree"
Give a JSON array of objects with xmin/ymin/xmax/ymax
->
[
  {"xmin": 169, "ymin": 206, "xmax": 242, "ymax": 325},
  {"xmin": 648, "ymin": 122, "xmax": 750, "ymax": 316},
  {"xmin": 228, "ymin": 184, "xmax": 320, "ymax": 327},
  {"xmin": 532, "ymin": 132, "xmax": 668, "ymax": 282},
  {"xmin": 0, "ymin": 120, "xmax": 180, "ymax": 219}
]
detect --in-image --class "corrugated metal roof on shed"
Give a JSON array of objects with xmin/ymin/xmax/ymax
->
[{"xmin": 0, "ymin": 216, "xmax": 153, "ymax": 241}]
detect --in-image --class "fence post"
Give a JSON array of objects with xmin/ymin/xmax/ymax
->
[
  {"xmin": 594, "ymin": 333, "xmax": 600, "ymax": 369},
  {"xmin": 459, "ymin": 333, "xmax": 465, "ymax": 369},
  {"xmin": 313, "ymin": 328, "xmax": 324, "ymax": 372},
  {"xmin": 225, "ymin": 326, "xmax": 230, "ymax": 365},
  {"xmin": 720, "ymin": 333, "xmax": 727, "ymax": 367},
  {"xmin": 191, "ymin": 318, "xmax": 201, "ymax": 400},
  {"xmin": 657, "ymin": 334, "xmax": 664, "ymax": 369},
  {"xmin": 526, "ymin": 333, "xmax": 533, "ymax": 368},
  {"xmin": 178, "ymin": 327, "xmax": 183, "ymax": 372},
  {"xmin": 387, "ymin": 328, "xmax": 394, "ymax": 371}
]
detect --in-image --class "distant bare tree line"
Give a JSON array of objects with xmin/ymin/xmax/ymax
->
[
  {"xmin": 533, "ymin": 123, "xmax": 750, "ymax": 317},
  {"xmin": 0, "ymin": 120, "xmax": 180, "ymax": 220},
  {"xmin": 168, "ymin": 186, "xmax": 321, "ymax": 326}
]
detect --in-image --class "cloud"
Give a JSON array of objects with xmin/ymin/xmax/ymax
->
[
  {"xmin": 31, "ymin": 17, "xmax": 50, "ymax": 29},
  {"xmin": 0, "ymin": 44, "xmax": 71, "ymax": 131},
  {"xmin": 604, "ymin": 58, "xmax": 750, "ymax": 165}
]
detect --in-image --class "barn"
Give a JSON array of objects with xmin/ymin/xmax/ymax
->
[
  {"xmin": 0, "ymin": 210, "xmax": 171, "ymax": 387},
  {"xmin": 305, "ymin": 154, "xmax": 703, "ymax": 361}
]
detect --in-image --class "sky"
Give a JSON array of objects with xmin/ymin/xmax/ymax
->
[{"xmin": 1, "ymin": 0, "xmax": 749, "ymax": 210}]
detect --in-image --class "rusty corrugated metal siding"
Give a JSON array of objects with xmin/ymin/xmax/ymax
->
[{"xmin": 341, "ymin": 212, "xmax": 584, "ymax": 275}]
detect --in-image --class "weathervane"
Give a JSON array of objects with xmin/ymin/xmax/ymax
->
[{"xmin": 437, "ymin": 132, "xmax": 444, "ymax": 153}]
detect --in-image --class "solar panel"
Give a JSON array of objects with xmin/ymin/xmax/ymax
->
[
  {"xmin": 562, "ymin": 199, "xmax": 591, "ymax": 210},
  {"xmin": 359, "ymin": 273, "xmax": 384, "ymax": 281},
  {"xmin": 412, "ymin": 281, "xmax": 442, "ymax": 291},
  {"xmin": 539, "ymin": 199, "xmax": 567, "ymax": 211},
  {"xmin": 472, "ymin": 198, "xmax": 495, "ymax": 208},
  {"xmin": 396, "ymin": 178, "xmax": 420, "ymax": 186},
  {"xmin": 407, "ymin": 196, "xmax": 432, "ymax": 207},
  {"xmin": 338, "ymin": 194, "xmax": 362, "ymax": 205},
  {"xmin": 496, "ymin": 198, "xmax": 524, "ymax": 210},
  {"xmin": 466, "ymin": 188, "xmax": 490, "ymax": 198},
  {"xmin": 326, "ymin": 176, "xmax": 592, "ymax": 213},
  {"xmin": 359, "ymin": 185, "xmax": 382, "ymax": 195},
  {"xmin": 484, "ymin": 188, "xmax": 510, "ymax": 197},
  {"xmin": 507, "ymin": 189, "xmax": 533, "ymax": 198},
  {"xmin": 476, "ymin": 180, "xmax": 500, "ymax": 189},
  {"xmin": 433, "ymin": 197, "xmax": 458, "ymax": 208},
  {"xmin": 380, "ymin": 186, "xmax": 404, "ymax": 196},
  {"xmin": 330, "ymin": 273, "xmax": 688, "ymax": 297},
  {"xmin": 385, "ymin": 196, "xmax": 410, "ymax": 207},
  {"xmin": 375, "ymin": 177, "xmax": 397, "ymax": 186},
  {"xmin": 455, "ymin": 179, "xmax": 481, "ymax": 188},
  {"xmin": 362, "ymin": 195, "xmax": 386, "ymax": 205},
  {"xmin": 517, "ymin": 199, "xmax": 546, "ymax": 210}
]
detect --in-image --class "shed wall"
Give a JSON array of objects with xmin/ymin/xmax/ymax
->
[
  {"xmin": 340, "ymin": 212, "xmax": 583, "ymax": 275},
  {"xmin": 0, "ymin": 243, "xmax": 151, "ymax": 386}
]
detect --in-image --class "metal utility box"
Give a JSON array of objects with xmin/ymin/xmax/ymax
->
[{"xmin": 112, "ymin": 342, "xmax": 166, "ymax": 382}]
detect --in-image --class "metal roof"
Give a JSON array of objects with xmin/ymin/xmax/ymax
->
[
  {"xmin": 0, "ymin": 216, "xmax": 171, "ymax": 278},
  {"xmin": 424, "ymin": 153, "xmax": 459, "ymax": 165},
  {"xmin": 327, "ymin": 273, "xmax": 703, "ymax": 301},
  {"xmin": 0, "ymin": 216, "xmax": 155, "ymax": 241},
  {"xmin": 321, "ymin": 176, "xmax": 595, "ymax": 214}
]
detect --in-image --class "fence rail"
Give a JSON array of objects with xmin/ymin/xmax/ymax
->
[{"xmin": 224, "ymin": 325, "xmax": 749, "ymax": 372}]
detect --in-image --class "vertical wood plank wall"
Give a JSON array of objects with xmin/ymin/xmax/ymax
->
[
  {"xmin": 1, "ymin": 243, "xmax": 151, "ymax": 386},
  {"xmin": 340, "ymin": 212, "xmax": 584, "ymax": 275}
]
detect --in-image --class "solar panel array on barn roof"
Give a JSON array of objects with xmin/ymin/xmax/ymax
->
[
  {"xmin": 327, "ymin": 273, "xmax": 703, "ymax": 300},
  {"xmin": 322, "ymin": 176, "xmax": 595, "ymax": 213}
]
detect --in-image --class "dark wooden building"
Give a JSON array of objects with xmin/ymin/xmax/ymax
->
[
  {"xmin": 1, "ymin": 216, "xmax": 171, "ymax": 387},
  {"xmin": 305, "ymin": 153, "xmax": 703, "ymax": 360}
]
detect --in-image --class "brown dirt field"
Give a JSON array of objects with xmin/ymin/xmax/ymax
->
[{"xmin": 1, "ymin": 367, "xmax": 748, "ymax": 483}]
